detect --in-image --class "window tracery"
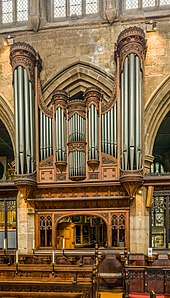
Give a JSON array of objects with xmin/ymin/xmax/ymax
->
[{"xmin": 1, "ymin": 0, "xmax": 28, "ymax": 24}]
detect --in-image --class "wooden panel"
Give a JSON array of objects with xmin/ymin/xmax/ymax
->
[
  {"xmin": 128, "ymin": 270, "xmax": 145, "ymax": 293},
  {"xmin": 147, "ymin": 270, "xmax": 164, "ymax": 294}
]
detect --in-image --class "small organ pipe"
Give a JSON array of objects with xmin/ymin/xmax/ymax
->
[
  {"xmin": 135, "ymin": 56, "xmax": 140, "ymax": 170},
  {"xmin": 124, "ymin": 58, "xmax": 129, "ymax": 170},
  {"xmin": 114, "ymin": 103, "xmax": 117, "ymax": 157},
  {"xmin": 24, "ymin": 69, "xmax": 31, "ymax": 174},
  {"xmin": 88, "ymin": 109, "xmax": 91, "ymax": 160},
  {"xmin": 110, "ymin": 108, "xmax": 114, "ymax": 156},
  {"xmin": 49, "ymin": 117, "xmax": 52, "ymax": 156},
  {"xmin": 107, "ymin": 110, "xmax": 111, "ymax": 155},
  {"xmin": 40, "ymin": 110, "xmax": 43, "ymax": 160},
  {"xmin": 94, "ymin": 107, "xmax": 98, "ymax": 159},
  {"xmin": 43, "ymin": 113, "xmax": 46, "ymax": 159},
  {"xmin": 46, "ymin": 116, "xmax": 49, "ymax": 157},
  {"xmin": 29, "ymin": 81, "xmax": 35, "ymax": 172},
  {"xmin": 14, "ymin": 69, "xmax": 19, "ymax": 174},
  {"xmin": 18, "ymin": 66, "xmax": 25, "ymax": 174},
  {"xmin": 129, "ymin": 54, "xmax": 135, "ymax": 170},
  {"xmin": 102, "ymin": 114, "xmax": 104, "ymax": 152}
]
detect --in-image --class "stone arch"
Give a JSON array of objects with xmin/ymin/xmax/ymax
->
[
  {"xmin": 42, "ymin": 61, "xmax": 115, "ymax": 106},
  {"xmin": 0, "ymin": 95, "xmax": 15, "ymax": 154},
  {"xmin": 144, "ymin": 74, "xmax": 170, "ymax": 156}
]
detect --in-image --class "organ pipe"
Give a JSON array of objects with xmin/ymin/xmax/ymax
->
[
  {"xmin": 101, "ymin": 104, "xmax": 117, "ymax": 158},
  {"xmin": 14, "ymin": 69, "xmax": 19, "ymax": 174},
  {"xmin": 24, "ymin": 69, "xmax": 31, "ymax": 174},
  {"xmin": 120, "ymin": 54, "xmax": 143, "ymax": 170},
  {"xmin": 56, "ymin": 107, "xmax": 66, "ymax": 162},
  {"xmin": 39, "ymin": 109, "xmax": 53, "ymax": 162},
  {"xmin": 13, "ymin": 66, "xmax": 35, "ymax": 175},
  {"xmin": 88, "ymin": 104, "xmax": 99, "ymax": 160}
]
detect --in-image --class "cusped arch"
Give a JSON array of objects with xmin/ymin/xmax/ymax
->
[
  {"xmin": 55, "ymin": 212, "xmax": 109, "ymax": 229},
  {"xmin": 42, "ymin": 61, "xmax": 115, "ymax": 106},
  {"xmin": 0, "ymin": 95, "xmax": 15, "ymax": 153},
  {"xmin": 144, "ymin": 74, "xmax": 170, "ymax": 156}
]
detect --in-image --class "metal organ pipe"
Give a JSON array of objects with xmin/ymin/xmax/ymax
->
[
  {"xmin": 39, "ymin": 109, "xmax": 53, "ymax": 162},
  {"xmin": 101, "ymin": 104, "xmax": 117, "ymax": 158},
  {"xmin": 18, "ymin": 66, "xmax": 25, "ymax": 174},
  {"xmin": 24, "ymin": 69, "xmax": 31, "ymax": 174},
  {"xmin": 56, "ymin": 107, "xmax": 66, "ymax": 162},
  {"xmin": 120, "ymin": 54, "xmax": 143, "ymax": 170},
  {"xmin": 14, "ymin": 69, "xmax": 19, "ymax": 174}
]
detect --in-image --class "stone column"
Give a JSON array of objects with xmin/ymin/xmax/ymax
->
[
  {"xmin": 130, "ymin": 187, "xmax": 149, "ymax": 254},
  {"xmin": 17, "ymin": 192, "xmax": 35, "ymax": 254}
]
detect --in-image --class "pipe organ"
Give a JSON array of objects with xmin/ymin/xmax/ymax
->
[
  {"xmin": 10, "ymin": 27, "xmax": 147, "ymax": 198},
  {"xmin": 10, "ymin": 43, "xmax": 37, "ymax": 176}
]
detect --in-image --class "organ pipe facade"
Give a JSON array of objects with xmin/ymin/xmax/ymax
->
[{"xmin": 9, "ymin": 27, "xmax": 146, "ymax": 199}]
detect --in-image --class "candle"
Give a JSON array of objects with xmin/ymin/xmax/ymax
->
[
  {"xmin": 16, "ymin": 250, "xmax": 18, "ymax": 264},
  {"xmin": 52, "ymin": 250, "xmax": 55, "ymax": 264},
  {"xmin": 3, "ymin": 238, "xmax": 7, "ymax": 250},
  {"xmin": 32, "ymin": 239, "xmax": 35, "ymax": 250},
  {"xmin": 62, "ymin": 238, "xmax": 65, "ymax": 250}
]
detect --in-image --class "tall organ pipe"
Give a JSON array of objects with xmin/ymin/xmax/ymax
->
[
  {"xmin": 14, "ymin": 69, "xmax": 19, "ymax": 174},
  {"xmin": 24, "ymin": 69, "xmax": 31, "ymax": 174},
  {"xmin": 56, "ymin": 107, "xmax": 66, "ymax": 162},
  {"xmin": 88, "ymin": 104, "xmax": 98, "ymax": 160},
  {"xmin": 18, "ymin": 66, "xmax": 25, "ymax": 174},
  {"xmin": 120, "ymin": 54, "xmax": 143, "ymax": 170}
]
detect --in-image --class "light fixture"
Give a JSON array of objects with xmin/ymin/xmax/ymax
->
[
  {"xmin": 3, "ymin": 35, "xmax": 14, "ymax": 46},
  {"xmin": 146, "ymin": 20, "xmax": 157, "ymax": 32}
]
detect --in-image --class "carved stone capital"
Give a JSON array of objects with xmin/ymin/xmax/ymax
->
[{"xmin": 10, "ymin": 42, "xmax": 37, "ymax": 84}]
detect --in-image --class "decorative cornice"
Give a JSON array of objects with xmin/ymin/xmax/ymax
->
[
  {"xmin": 85, "ymin": 86, "xmax": 102, "ymax": 111},
  {"xmin": 68, "ymin": 142, "xmax": 86, "ymax": 153},
  {"xmin": 10, "ymin": 42, "xmax": 37, "ymax": 85},
  {"xmin": 52, "ymin": 90, "xmax": 68, "ymax": 111},
  {"xmin": 67, "ymin": 98, "xmax": 86, "ymax": 119},
  {"xmin": 115, "ymin": 26, "xmax": 147, "ymax": 70}
]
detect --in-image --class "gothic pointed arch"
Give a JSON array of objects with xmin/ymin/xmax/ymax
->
[
  {"xmin": 0, "ymin": 94, "xmax": 15, "ymax": 154},
  {"xmin": 42, "ymin": 61, "xmax": 115, "ymax": 106},
  {"xmin": 144, "ymin": 74, "xmax": 170, "ymax": 157}
]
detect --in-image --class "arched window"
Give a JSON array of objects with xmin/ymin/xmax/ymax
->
[
  {"xmin": 125, "ymin": 0, "xmax": 169, "ymax": 10},
  {"xmin": 1, "ymin": 0, "xmax": 29, "ymax": 24},
  {"xmin": 51, "ymin": 0, "xmax": 100, "ymax": 20}
]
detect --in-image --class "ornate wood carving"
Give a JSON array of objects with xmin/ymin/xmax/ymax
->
[
  {"xmin": 14, "ymin": 172, "xmax": 36, "ymax": 199},
  {"xmin": 52, "ymin": 90, "xmax": 68, "ymax": 112},
  {"xmin": 116, "ymin": 26, "xmax": 147, "ymax": 71},
  {"xmin": 85, "ymin": 87, "xmax": 102, "ymax": 111},
  {"xmin": 67, "ymin": 99, "xmax": 86, "ymax": 119},
  {"xmin": 120, "ymin": 169, "xmax": 143, "ymax": 199},
  {"xmin": 10, "ymin": 42, "xmax": 37, "ymax": 85},
  {"xmin": 68, "ymin": 142, "xmax": 86, "ymax": 152},
  {"xmin": 38, "ymin": 80, "xmax": 53, "ymax": 117},
  {"xmin": 39, "ymin": 156, "xmax": 53, "ymax": 167}
]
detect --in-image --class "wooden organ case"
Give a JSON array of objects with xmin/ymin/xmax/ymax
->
[{"xmin": 10, "ymin": 26, "xmax": 146, "ymax": 251}]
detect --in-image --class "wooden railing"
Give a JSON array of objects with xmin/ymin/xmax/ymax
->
[{"xmin": 124, "ymin": 266, "xmax": 170, "ymax": 297}]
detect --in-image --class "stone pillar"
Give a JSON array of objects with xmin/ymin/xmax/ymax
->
[{"xmin": 130, "ymin": 187, "xmax": 149, "ymax": 254}]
